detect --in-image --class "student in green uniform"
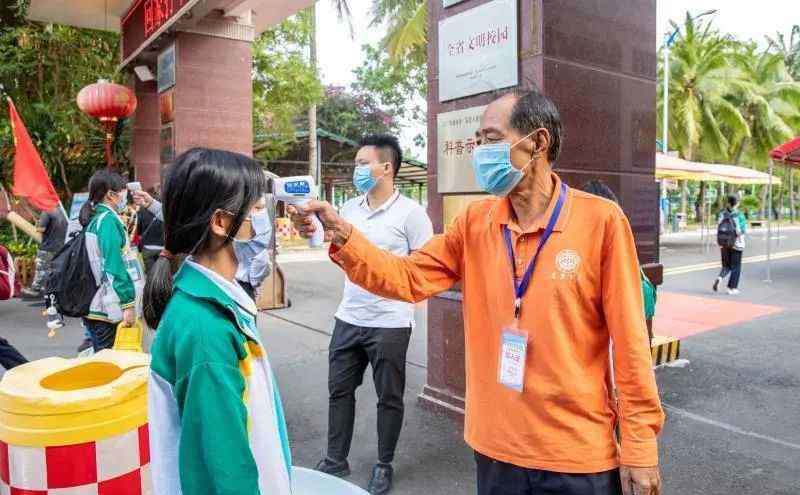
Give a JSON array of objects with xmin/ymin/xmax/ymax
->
[
  {"xmin": 143, "ymin": 148, "xmax": 291, "ymax": 495},
  {"xmin": 78, "ymin": 170, "xmax": 137, "ymax": 351}
]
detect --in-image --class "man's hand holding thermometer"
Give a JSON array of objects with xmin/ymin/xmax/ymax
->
[
  {"xmin": 276, "ymin": 176, "xmax": 351, "ymax": 247},
  {"xmin": 282, "ymin": 179, "xmax": 351, "ymax": 248}
]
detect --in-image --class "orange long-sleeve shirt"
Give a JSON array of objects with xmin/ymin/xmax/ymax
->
[{"xmin": 330, "ymin": 173, "xmax": 664, "ymax": 473}]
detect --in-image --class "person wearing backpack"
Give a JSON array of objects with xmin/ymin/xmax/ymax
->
[
  {"xmin": 78, "ymin": 170, "xmax": 139, "ymax": 351},
  {"xmin": 143, "ymin": 148, "xmax": 291, "ymax": 494},
  {"xmin": 21, "ymin": 206, "xmax": 68, "ymax": 300},
  {"xmin": 714, "ymin": 194, "xmax": 747, "ymax": 295}
]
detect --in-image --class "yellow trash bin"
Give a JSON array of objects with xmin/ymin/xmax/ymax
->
[{"xmin": 0, "ymin": 350, "xmax": 151, "ymax": 494}]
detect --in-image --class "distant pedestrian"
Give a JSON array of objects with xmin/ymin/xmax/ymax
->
[
  {"xmin": 714, "ymin": 194, "xmax": 746, "ymax": 295},
  {"xmin": 22, "ymin": 207, "xmax": 67, "ymax": 299},
  {"xmin": 135, "ymin": 189, "xmax": 164, "ymax": 273},
  {"xmin": 78, "ymin": 170, "xmax": 139, "ymax": 351}
]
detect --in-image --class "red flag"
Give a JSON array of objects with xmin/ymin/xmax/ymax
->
[{"xmin": 8, "ymin": 98, "xmax": 60, "ymax": 211}]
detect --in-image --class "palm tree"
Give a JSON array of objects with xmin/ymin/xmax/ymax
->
[
  {"xmin": 659, "ymin": 13, "xmax": 750, "ymax": 218},
  {"xmin": 370, "ymin": 0, "xmax": 426, "ymax": 65},
  {"xmin": 766, "ymin": 25, "xmax": 800, "ymax": 80},
  {"xmin": 726, "ymin": 45, "xmax": 800, "ymax": 164}
]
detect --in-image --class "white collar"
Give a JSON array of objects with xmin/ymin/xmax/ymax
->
[
  {"xmin": 185, "ymin": 258, "xmax": 258, "ymax": 317},
  {"xmin": 360, "ymin": 190, "xmax": 401, "ymax": 213}
]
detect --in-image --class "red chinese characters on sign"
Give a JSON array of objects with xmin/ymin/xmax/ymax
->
[
  {"xmin": 448, "ymin": 25, "xmax": 510, "ymax": 57},
  {"xmin": 442, "ymin": 138, "xmax": 478, "ymax": 157},
  {"xmin": 144, "ymin": 0, "xmax": 177, "ymax": 38},
  {"xmin": 122, "ymin": 0, "xmax": 192, "ymax": 62}
]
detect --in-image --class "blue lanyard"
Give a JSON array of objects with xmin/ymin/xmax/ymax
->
[{"xmin": 502, "ymin": 183, "xmax": 567, "ymax": 319}]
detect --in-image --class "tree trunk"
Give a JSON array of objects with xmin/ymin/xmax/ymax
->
[
  {"xmin": 681, "ymin": 145, "xmax": 694, "ymax": 217},
  {"xmin": 760, "ymin": 184, "xmax": 768, "ymax": 219},
  {"xmin": 732, "ymin": 137, "xmax": 748, "ymax": 165},
  {"xmin": 308, "ymin": 2, "xmax": 318, "ymax": 182},
  {"xmin": 695, "ymin": 181, "xmax": 706, "ymax": 224},
  {"xmin": 56, "ymin": 157, "xmax": 72, "ymax": 197}
]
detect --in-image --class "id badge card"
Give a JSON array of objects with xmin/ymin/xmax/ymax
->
[
  {"xmin": 124, "ymin": 249, "xmax": 143, "ymax": 282},
  {"xmin": 498, "ymin": 329, "xmax": 528, "ymax": 392}
]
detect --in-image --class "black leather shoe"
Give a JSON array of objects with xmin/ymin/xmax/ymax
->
[
  {"xmin": 367, "ymin": 463, "xmax": 393, "ymax": 495},
  {"xmin": 314, "ymin": 457, "xmax": 350, "ymax": 478}
]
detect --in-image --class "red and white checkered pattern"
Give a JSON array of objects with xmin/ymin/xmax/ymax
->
[{"xmin": 0, "ymin": 425, "xmax": 151, "ymax": 495}]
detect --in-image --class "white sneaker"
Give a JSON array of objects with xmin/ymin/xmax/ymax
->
[{"xmin": 727, "ymin": 288, "xmax": 740, "ymax": 295}]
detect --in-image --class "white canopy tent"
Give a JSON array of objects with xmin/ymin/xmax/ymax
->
[{"xmin": 655, "ymin": 153, "xmax": 783, "ymax": 256}]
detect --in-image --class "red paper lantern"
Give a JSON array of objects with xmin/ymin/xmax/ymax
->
[{"xmin": 77, "ymin": 80, "xmax": 137, "ymax": 168}]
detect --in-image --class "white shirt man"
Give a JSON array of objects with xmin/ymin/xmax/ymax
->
[{"xmin": 315, "ymin": 135, "xmax": 433, "ymax": 495}]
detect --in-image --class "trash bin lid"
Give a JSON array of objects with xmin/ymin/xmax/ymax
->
[{"xmin": 0, "ymin": 350, "xmax": 150, "ymax": 447}]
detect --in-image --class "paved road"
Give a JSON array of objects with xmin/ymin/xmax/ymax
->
[{"xmin": 0, "ymin": 227, "xmax": 798, "ymax": 494}]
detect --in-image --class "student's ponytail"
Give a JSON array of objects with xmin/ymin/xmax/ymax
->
[
  {"xmin": 141, "ymin": 147, "xmax": 267, "ymax": 330},
  {"xmin": 143, "ymin": 252, "xmax": 177, "ymax": 329},
  {"xmin": 78, "ymin": 201, "xmax": 96, "ymax": 227}
]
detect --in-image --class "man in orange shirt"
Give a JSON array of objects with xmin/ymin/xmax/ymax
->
[{"xmin": 291, "ymin": 89, "xmax": 664, "ymax": 495}]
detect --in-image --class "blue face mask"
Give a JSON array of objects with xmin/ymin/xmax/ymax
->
[
  {"xmin": 233, "ymin": 207, "xmax": 273, "ymax": 290},
  {"xmin": 353, "ymin": 165, "xmax": 378, "ymax": 194},
  {"xmin": 471, "ymin": 134, "xmax": 535, "ymax": 197},
  {"xmin": 115, "ymin": 190, "xmax": 128, "ymax": 213}
]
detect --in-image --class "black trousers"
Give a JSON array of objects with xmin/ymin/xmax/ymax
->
[
  {"xmin": 719, "ymin": 247, "xmax": 743, "ymax": 289},
  {"xmin": 476, "ymin": 452, "xmax": 622, "ymax": 495},
  {"xmin": 327, "ymin": 318, "xmax": 411, "ymax": 464},
  {"xmin": 83, "ymin": 319, "xmax": 118, "ymax": 352},
  {"xmin": 0, "ymin": 337, "xmax": 27, "ymax": 370}
]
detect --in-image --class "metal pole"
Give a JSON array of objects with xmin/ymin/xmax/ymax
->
[
  {"xmin": 765, "ymin": 160, "xmax": 773, "ymax": 283},
  {"xmin": 662, "ymin": 44, "xmax": 670, "ymax": 153}
]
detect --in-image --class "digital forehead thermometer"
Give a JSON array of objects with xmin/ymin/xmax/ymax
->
[{"xmin": 272, "ymin": 176, "xmax": 324, "ymax": 248}]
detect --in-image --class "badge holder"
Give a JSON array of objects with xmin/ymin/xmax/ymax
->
[{"xmin": 498, "ymin": 300, "xmax": 528, "ymax": 392}]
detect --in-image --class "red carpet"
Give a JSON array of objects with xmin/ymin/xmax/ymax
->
[{"xmin": 653, "ymin": 291, "xmax": 784, "ymax": 339}]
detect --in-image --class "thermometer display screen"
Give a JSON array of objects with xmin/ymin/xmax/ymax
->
[{"xmin": 284, "ymin": 181, "xmax": 311, "ymax": 195}]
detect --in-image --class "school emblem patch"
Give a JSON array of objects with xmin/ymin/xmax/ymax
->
[{"xmin": 555, "ymin": 249, "xmax": 581, "ymax": 275}]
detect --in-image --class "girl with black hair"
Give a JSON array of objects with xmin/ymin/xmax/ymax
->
[
  {"xmin": 80, "ymin": 169, "xmax": 140, "ymax": 351},
  {"xmin": 144, "ymin": 148, "xmax": 291, "ymax": 495}
]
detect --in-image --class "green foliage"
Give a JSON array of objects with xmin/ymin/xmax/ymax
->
[
  {"xmin": 298, "ymin": 85, "xmax": 397, "ymax": 143},
  {"xmin": 5, "ymin": 240, "xmax": 38, "ymax": 257},
  {"xmin": 370, "ymin": 0, "xmax": 427, "ymax": 65},
  {"xmin": 353, "ymin": 43, "xmax": 426, "ymax": 145},
  {"xmin": 740, "ymin": 195, "xmax": 761, "ymax": 215},
  {"xmin": 252, "ymin": 11, "xmax": 324, "ymax": 161},
  {"xmin": 0, "ymin": 22, "xmax": 124, "ymax": 199},
  {"xmin": 657, "ymin": 13, "xmax": 750, "ymax": 162},
  {"xmin": 725, "ymin": 43, "xmax": 800, "ymax": 166}
]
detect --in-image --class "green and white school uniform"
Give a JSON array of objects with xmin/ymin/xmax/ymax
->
[
  {"xmin": 148, "ymin": 259, "xmax": 292, "ymax": 495},
  {"xmin": 85, "ymin": 203, "xmax": 142, "ymax": 322}
]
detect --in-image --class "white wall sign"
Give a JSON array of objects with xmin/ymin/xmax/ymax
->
[
  {"xmin": 437, "ymin": 105, "xmax": 487, "ymax": 193},
  {"xmin": 438, "ymin": 0, "xmax": 518, "ymax": 102}
]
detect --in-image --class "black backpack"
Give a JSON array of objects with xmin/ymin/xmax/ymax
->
[
  {"xmin": 717, "ymin": 210, "xmax": 738, "ymax": 248},
  {"xmin": 44, "ymin": 230, "xmax": 99, "ymax": 317}
]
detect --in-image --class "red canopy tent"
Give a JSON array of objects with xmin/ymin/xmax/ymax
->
[
  {"xmin": 762, "ymin": 137, "xmax": 800, "ymax": 282},
  {"xmin": 770, "ymin": 137, "xmax": 800, "ymax": 167}
]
